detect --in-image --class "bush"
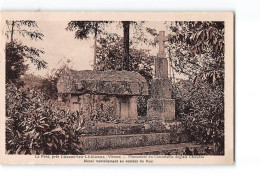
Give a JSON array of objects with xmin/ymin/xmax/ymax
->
[
  {"xmin": 175, "ymin": 80, "xmax": 224, "ymax": 154},
  {"xmin": 6, "ymin": 83, "xmax": 84, "ymax": 155},
  {"xmin": 37, "ymin": 59, "xmax": 72, "ymax": 100},
  {"xmin": 6, "ymin": 42, "xmax": 28, "ymax": 86}
]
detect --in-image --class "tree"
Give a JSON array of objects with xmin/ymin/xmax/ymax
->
[
  {"xmin": 66, "ymin": 21, "xmax": 112, "ymax": 70},
  {"xmin": 40, "ymin": 59, "xmax": 72, "ymax": 100},
  {"xmin": 6, "ymin": 20, "xmax": 44, "ymax": 44},
  {"xmin": 67, "ymin": 21, "xmax": 150, "ymax": 71},
  {"xmin": 166, "ymin": 21, "xmax": 224, "ymax": 86},
  {"xmin": 5, "ymin": 42, "xmax": 28, "ymax": 85},
  {"xmin": 165, "ymin": 21, "xmax": 225, "ymax": 153},
  {"xmin": 96, "ymin": 33, "xmax": 154, "ymax": 81},
  {"xmin": 5, "ymin": 21, "xmax": 47, "ymax": 84},
  {"xmin": 122, "ymin": 21, "xmax": 130, "ymax": 70},
  {"xmin": 122, "ymin": 21, "xmax": 152, "ymax": 71}
]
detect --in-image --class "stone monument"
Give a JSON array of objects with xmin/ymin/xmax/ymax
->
[
  {"xmin": 147, "ymin": 31, "xmax": 175, "ymax": 122},
  {"xmin": 57, "ymin": 70, "xmax": 148, "ymax": 120}
]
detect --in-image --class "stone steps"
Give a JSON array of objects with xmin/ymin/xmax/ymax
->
[
  {"xmin": 86, "ymin": 143, "xmax": 209, "ymax": 155},
  {"xmin": 81, "ymin": 123, "xmax": 145, "ymax": 136},
  {"xmin": 80, "ymin": 132, "xmax": 172, "ymax": 152},
  {"xmin": 81, "ymin": 123, "xmax": 168, "ymax": 136}
]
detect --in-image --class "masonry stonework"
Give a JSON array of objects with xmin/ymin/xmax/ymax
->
[
  {"xmin": 147, "ymin": 31, "xmax": 175, "ymax": 122},
  {"xmin": 57, "ymin": 70, "xmax": 148, "ymax": 121}
]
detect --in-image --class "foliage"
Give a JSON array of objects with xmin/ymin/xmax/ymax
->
[
  {"xmin": 166, "ymin": 21, "xmax": 224, "ymax": 86},
  {"xmin": 6, "ymin": 42, "xmax": 27, "ymax": 86},
  {"xmin": 6, "ymin": 20, "xmax": 44, "ymax": 42},
  {"xmin": 137, "ymin": 96, "xmax": 149, "ymax": 117},
  {"xmin": 21, "ymin": 74, "xmax": 44, "ymax": 90},
  {"xmin": 90, "ymin": 105, "xmax": 118, "ymax": 123},
  {"xmin": 66, "ymin": 21, "xmax": 114, "ymax": 69},
  {"xmin": 117, "ymin": 21, "xmax": 152, "ymax": 71},
  {"xmin": 66, "ymin": 21, "xmax": 150, "ymax": 70},
  {"xmin": 96, "ymin": 34, "xmax": 154, "ymax": 81},
  {"xmin": 6, "ymin": 83, "xmax": 84, "ymax": 155},
  {"xmin": 39, "ymin": 60, "xmax": 72, "ymax": 100},
  {"xmin": 6, "ymin": 41, "xmax": 47, "ymax": 85},
  {"xmin": 66, "ymin": 21, "xmax": 113, "ymax": 39},
  {"xmin": 175, "ymin": 80, "xmax": 224, "ymax": 154},
  {"xmin": 163, "ymin": 21, "xmax": 225, "ymax": 154},
  {"xmin": 96, "ymin": 33, "xmax": 155, "ymax": 116},
  {"xmin": 5, "ymin": 20, "xmax": 47, "ymax": 85}
]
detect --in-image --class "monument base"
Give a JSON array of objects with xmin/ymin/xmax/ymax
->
[
  {"xmin": 150, "ymin": 78, "xmax": 172, "ymax": 99},
  {"xmin": 147, "ymin": 98, "xmax": 175, "ymax": 122}
]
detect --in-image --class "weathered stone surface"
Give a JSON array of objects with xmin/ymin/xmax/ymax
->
[
  {"xmin": 58, "ymin": 93, "xmax": 139, "ymax": 120},
  {"xmin": 155, "ymin": 57, "xmax": 168, "ymax": 78},
  {"xmin": 81, "ymin": 123, "xmax": 146, "ymax": 136},
  {"xmin": 150, "ymin": 78, "xmax": 172, "ymax": 99},
  {"xmin": 147, "ymin": 98, "xmax": 175, "ymax": 122},
  {"xmin": 146, "ymin": 30, "xmax": 176, "ymax": 122},
  {"xmin": 80, "ymin": 121, "xmax": 174, "ymax": 136},
  {"xmin": 170, "ymin": 132, "xmax": 190, "ymax": 143},
  {"xmin": 57, "ymin": 70, "xmax": 148, "ymax": 96},
  {"xmin": 80, "ymin": 133, "xmax": 172, "ymax": 152},
  {"xmin": 154, "ymin": 31, "xmax": 171, "ymax": 59}
]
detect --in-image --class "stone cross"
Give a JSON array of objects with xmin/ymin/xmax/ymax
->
[{"xmin": 154, "ymin": 31, "xmax": 171, "ymax": 58}]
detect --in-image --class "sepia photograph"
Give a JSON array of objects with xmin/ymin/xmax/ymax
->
[{"xmin": 0, "ymin": 12, "xmax": 234, "ymax": 164}]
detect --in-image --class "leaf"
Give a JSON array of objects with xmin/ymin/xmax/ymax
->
[
  {"xmin": 20, "ymin": 150, "xmax": 26, "ymax": 155},
  {"xmin": 39, "ymin": 117, "xmax": 47, "ymax": 121},
  {"xmin": 50, "ymin": 127, "xmax": 62, "ymax": 133},
  {"xmin": 36, "ymin": 125, "xmax": 45, "ymax": 129},
  {"xmin": 16, "ymin": 145, "xmax": 22, "ymax": 154},
  {"xmin": 33, "ymin": 133, "xmax": 40, "ymax": 139},
  {"xmin": 47, "ymin": 143, "xmax": 53, "ymax": 147},
  {"xmin": 31, "ymin": 150, "xmax": 37, "ymax": 155},
  {"xmin": 60, "ymin": 118, "xmax": 67, "ymax": 123}
]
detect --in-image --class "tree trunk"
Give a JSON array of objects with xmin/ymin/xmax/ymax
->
[
  {"xmin": 122, "ymin": 21, "xmax": 130, "ymax": 71},
  {"xmin": 93, "ymin": 22, "xmax": 98, "ymax": 71},
  {"xmin": 93, "ymin": 35, "xmax": 97, "ymax": 70},
  {"xmin": 10, "ymin": 21, "xmax": 15, "ymax": 44}
]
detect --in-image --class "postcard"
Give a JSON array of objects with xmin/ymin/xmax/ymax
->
[{"xmin": 0, "ymin": 12, "xmax": 234, "ymax": 164}]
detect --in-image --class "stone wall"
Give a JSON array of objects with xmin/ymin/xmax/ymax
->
[
  {"xmin": 59, "ymin": 93, "xmax": 138, "ymax": 121},
  {"xmin": 57, "ymin": 70, "xmax": 149, "ymax": 96}
]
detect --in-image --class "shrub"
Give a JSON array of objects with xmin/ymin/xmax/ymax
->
[
  {"xmin": 37, "ymin": 59, "xmax": 72, "ymax": 100},
  {"xmin": 6, "ymin": 83, "xmax": 84, "ymax": 155},
  {"xmin": 175, "ymin": 80, "xmax": 224, "ymax": 154}
]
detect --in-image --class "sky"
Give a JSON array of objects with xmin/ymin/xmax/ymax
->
[{"xmin": 7, "ymin": 21, "xmax": 172, "ymax": 77}]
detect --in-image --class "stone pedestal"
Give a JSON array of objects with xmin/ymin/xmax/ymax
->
[
  {"xmin": 147, "ymin": 78, "xmax": 175, "ymax": 122},
  {"xmin": 147, "ymin": 98, "xmax": 175, "ymax": 122},
  {"xmin": 147, "ymin": 31, "xmax": 175, "ymax": 122},
  {"xmin": 147, "ymin": 57, "xmax": 175, "ymax": 122},
  {"xmin": 150, "ymin": 78, "xmax": 172, "ymax": 99},
  {"xmin": 129, "ymin": 96, "xmax": 138, "ymax": 119}
]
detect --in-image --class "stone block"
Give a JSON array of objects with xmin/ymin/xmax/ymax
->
[
  {"xmin": 155, "ymin": 57, "xmax": 168, "ymax": 78},
  {"xmin": 81, "ymin": 123, "xmax": 145, "ymax": 136},
  {"xmin": 80, "ymin": 133, "xmax": 172, "ymax": 152},
  {"xmin": 147, "ymin": 98, "xmax": 175, "ymax": 122},
  {"xmin": 150, "ymin": 78, "xmax": 172, "ymax": 99}
]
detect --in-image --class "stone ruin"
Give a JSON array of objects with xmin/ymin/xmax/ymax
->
[
  {"xmin": 57, "ymin": 31, "xmax": 175, "ymax": 123},
  {"xmin": 57, "ymin": 70, "xmax": 148, "ymax": 120},
  {"xmin": 56, "ymin": 31, "xmax": 212, "ymax": 155}
]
